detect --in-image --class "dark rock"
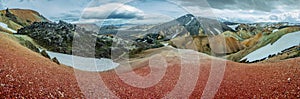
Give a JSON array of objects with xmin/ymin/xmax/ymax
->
[
  {"xmin": 135, "ymin": 33, "xmax": 164, "ymax": 44},
  {"xmin": 51, "ymin": 57, "xmax": 60, "ymax": 65},
  {"xmin": 41, "ymin": 50, "xmax": 51, "ymax": 59},
  {"xmin": 5, "ymin": 8, "xmax": 24, "ymax": 26},
  {"xmin": 24, "ymin": 40, "xmax": 40, "ymax": 53},
  {"xmin": 17, "ymin": 21, "xmax": 75, "ymax": 54},
  {"xmin": 17, "ymin": 21, "xmax": 144, "ymax": 59}
]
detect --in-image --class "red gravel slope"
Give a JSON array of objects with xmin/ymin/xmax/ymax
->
[{"xmin": 0, "ymin": 33, "xmax": 300, "ymax": 98}]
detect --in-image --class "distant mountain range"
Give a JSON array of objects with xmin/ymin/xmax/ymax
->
[{"xmin": 219, "ymin": 12, "xmax": 300, "ymax": 23}]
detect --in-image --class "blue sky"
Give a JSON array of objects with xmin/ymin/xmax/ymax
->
[{"xmin": 1, "ymin": 0, "xmax": 300, "ymax": 24}]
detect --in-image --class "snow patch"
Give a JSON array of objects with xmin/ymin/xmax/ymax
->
[
  {"xmin": 46, "ymin": 50, "xmax": 119, "ymax": 72},
  {"xmin": 213, "ymin": 28, "xmax": 222, "ymax": 34},
  {"xmin": 272, "ymin": 29, "xmax": 279, "ymax": 33},
  {"xmin": 171, "ymin": 32, "xmax": 180, "ymax": 39},
  {"xmin": 185, "ymin": 17, "xmax": 194, "ymax": 26},
  {"xmin": 241, "ymin": 31, "xmax": 300, "ymax": 62},
  {"xmin": 0, "ymin": 22, "xmax": 17, "ymax": 33},
  {"xmin": 227, "ymin": 24, "xmax": 239, "ymax": 31}
]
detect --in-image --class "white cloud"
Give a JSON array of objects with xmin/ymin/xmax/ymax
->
[
  {"xmin": 78, "ymin": 2, "xmax": 176, "ymax": 25},
  {"xmin": 76, "ymin": 13, "xmax": 173, "ymax": 25},
  {"xmin": 81, "ymin": 3, "xmax": 144, "ymax": 19}
]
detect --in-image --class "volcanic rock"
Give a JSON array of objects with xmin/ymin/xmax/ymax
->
[
  {"xmin": 52, "ymin": 57, "xmax": 60, "ymax": 65},
  {"xmin": 40, "ymin": 50, "xmax": 50, "ymax": 59}
]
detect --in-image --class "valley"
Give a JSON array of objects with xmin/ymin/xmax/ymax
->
[{"xmin": 0, "ymin": 7, "xmax": 300, "ymax": 98}]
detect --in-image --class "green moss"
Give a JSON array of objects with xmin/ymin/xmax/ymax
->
[{"xmin": 15, "ymin": 36, "xmax": 40, "ymax": 53}]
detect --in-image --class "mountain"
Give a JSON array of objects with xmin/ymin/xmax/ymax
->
[
  {"xmin": 0, "ymin": 8, "xmax": 48, "ymax": 31},
  {"xmin": 146, "ymin": 14, "xmax": 233, "ymax": 40},
  {"xmin": 75, "ymin": 23, "xmax": 100, "ymax": 32},
  {"xmin": 142, "ymin": 14, "xmax": 240, "ymax": 55},
  {"xmin": 161, "ymin": 14, "xmax": 300, "ymax": 59}
]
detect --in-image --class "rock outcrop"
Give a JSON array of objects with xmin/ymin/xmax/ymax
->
[
  {"xmin": 41, "ymin": 50, "xmax": 51, "ymax": 59},
  {"xmin": 18, "ymin": 21, "xmax": 75, "ymax": 54},
  {"xmin": 51, "ymin": 57, "xmax": 60, "ymax": 65},
  {"xmin": 17, "ymin": 20, "xmax": 164, "ymax": 59},
  {"xmin": 17, "ymin": 21, "xmax": 118, "ymax": 58}
]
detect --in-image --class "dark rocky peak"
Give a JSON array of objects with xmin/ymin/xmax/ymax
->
[
  {"xmin": 5, "ymin": 8, "xmax": 11, "ymax": 15},
  {"xmin": 146, "ymin": 14, "xmax": 233, "ymax": 39},
  {"xmin": 98, "ymin": 25, "xmax": 119, "ymax": 35},
  {"xmin": 175, "ymin": 14, "xmax": 234, "ymax": 35},
  {"xmin": 175, "ymin": 14, "xmax": 196, "ymax": 26},
  {"xmin": 4, "ymin": 8, "xmax": 21, "ymax": 25},
  {"xmin": 100, "ymin": 25, "xmax": 119, "ymax": 30},
  {"xmin": 197, "ymin": 16, "xmax": 234, "ymax": 35}
]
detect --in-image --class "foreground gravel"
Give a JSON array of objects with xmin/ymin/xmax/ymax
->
[{"xmin": 0, "ymin": 33, "xmax": 299, "ymax": 98}]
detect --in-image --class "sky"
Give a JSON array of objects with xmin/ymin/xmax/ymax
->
[{"xmin": 1, "ymin": 0, "xmax": 300, "ymax": 24}]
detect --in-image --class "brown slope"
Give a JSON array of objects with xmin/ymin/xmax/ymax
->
[
  {"xmin": 7, "ymin": 9, "xmax": 48, "ymax": 24},
  {"xmin": 0, "ymin": 9, "xmax": 48, "ymax": 30},
  {"xmin": 0, "ymin": 32, "xmax": 300, "ymax": 98},
  {"xmin": 0, "ymin": 32, "xmax": 84, "ymax": 98}
]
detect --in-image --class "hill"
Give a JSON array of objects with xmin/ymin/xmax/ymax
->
[{"xmin": 0, "ymin": 8, "xmax": 48, "ymax": 31}]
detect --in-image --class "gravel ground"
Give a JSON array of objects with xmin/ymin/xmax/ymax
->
[{"xmin": 0, "ymin": 33, "xmax": 300, "ymax": 98}]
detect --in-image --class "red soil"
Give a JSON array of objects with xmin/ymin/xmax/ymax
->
[{"xmin": 0, "ymin": 33, "xmax": 300, "ymax": 98}]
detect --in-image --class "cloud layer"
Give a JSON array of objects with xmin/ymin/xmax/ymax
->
[
  {"xmin": 179, "ymin": 0, "xmax": 300, "ymax": 12},
  {"xmin": 175, "ymin": 0, "xmax": 300, "ymax": 23},
  {"xmin": 82, "ymin": 3, "xmax": 144, "ymax": 19},
  {"xmin": 2, "ymin": 0, "xmax": 300, "ymax": 24}
]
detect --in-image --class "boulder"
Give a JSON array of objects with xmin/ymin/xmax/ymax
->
[
  {"xmin": 51, "ymin": 57, "xmax": 60, "ymax": 65},
  {"xmin": 24, "ymin": 40, "xmax": 40, "ymax": 53},
  {"xmin": 40, "ymin": 50, "xmax": 51, "ymax": 59}
]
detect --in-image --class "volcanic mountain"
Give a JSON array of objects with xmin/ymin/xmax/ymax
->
[{"xmin": 146, "ymin": 14, "xmax": 233, "ymax": 39}]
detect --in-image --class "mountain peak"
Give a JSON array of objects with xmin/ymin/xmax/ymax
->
[{"xmin": 184, "ymin": 14, "xmax": 195, "ymax": 17}]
